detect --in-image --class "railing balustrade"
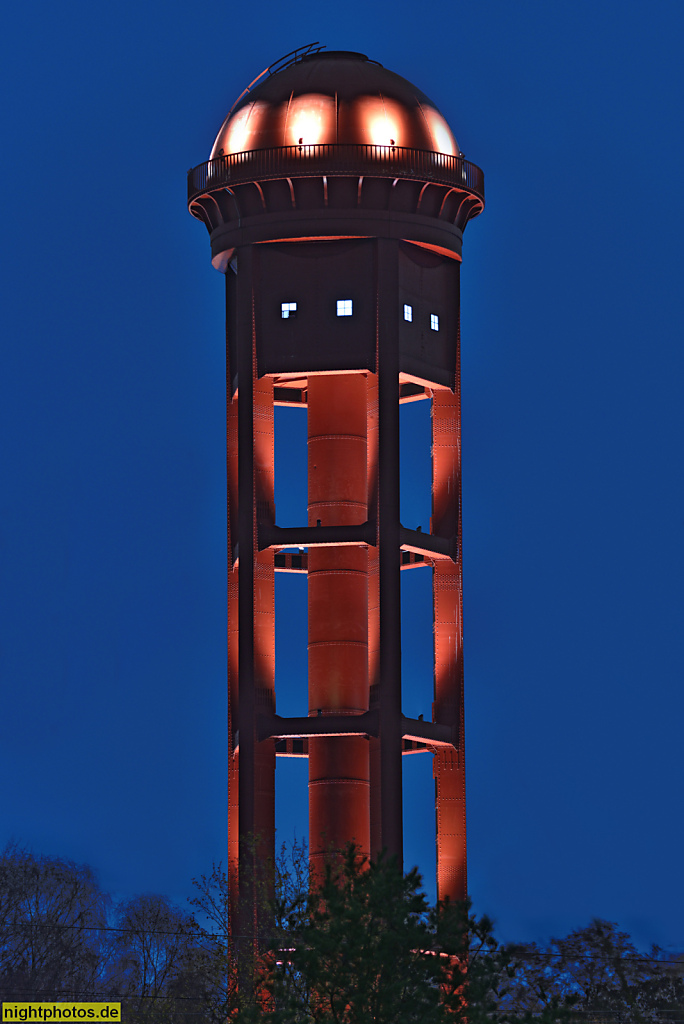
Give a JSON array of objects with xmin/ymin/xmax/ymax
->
[{"xmin": 187, "ymin": 144, "xmax": 484, "ymax": 203}]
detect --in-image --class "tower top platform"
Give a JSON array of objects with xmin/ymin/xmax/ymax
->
[
  {"xmin": 188, "ymin": 48, "xmax": 483, "ymax": 270},
  {"xmin": 210, "ymin": 50, "xmax": 460, "ymax": 159}
]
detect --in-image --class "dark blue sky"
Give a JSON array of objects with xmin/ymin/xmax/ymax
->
[{"xmin": 1, "ymin": 0, "xmax": 683, "ymax": 950}]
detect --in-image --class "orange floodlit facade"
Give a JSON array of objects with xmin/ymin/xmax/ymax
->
[{"xmin": 188, "ymin": 45, "xmax": 484, "ymax": 945}]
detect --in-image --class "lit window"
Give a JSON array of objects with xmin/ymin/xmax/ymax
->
[
  {"xmin": 281, "ymin": 302, "xmax": 297, "ymax": 319},
  {"xmin": 337, "ymin": 299, "xmax": 353, "ymax": 317},
  {"xmin": 404, "ymin": 304, "xmax": 413, "ymax": 322},
  {"xmin": 430, "ymin": 314, "xmax": 439, "ymax": 331}
]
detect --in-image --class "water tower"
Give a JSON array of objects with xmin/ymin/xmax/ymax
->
[{"xmin": 187, "ymin": 44, "xmax": 484, "ymax": 942}]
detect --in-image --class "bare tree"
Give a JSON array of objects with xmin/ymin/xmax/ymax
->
[
  {"xmin": 187, "ymin": 863, "xmax": 238, "ymax": 1022},
  {"xmin": 0, "ymin": 844, "xmax": 109, "ymax": 1001},
  {"xmin": 110, "ymin": 893, "xmax": 201, "ymax": 1022},
  {"xmin": 499, "ymin": 920, "xmax": 684, "ymax": 1023}
]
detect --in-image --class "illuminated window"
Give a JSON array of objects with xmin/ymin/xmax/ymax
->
[
  {"xmin": 404, "ymin": 304, "xmax": 413, "ymax": 322},
  {"xmin": 430, "ymin": 314, "xmax": 439, "ymax": 331},
  {"xmin": 281, "ymin": 302, "xmax": 297, "ymax": 319},
  {"xmin": 337, "ymin": 299, "xmax": 353, "ymax": 317}
]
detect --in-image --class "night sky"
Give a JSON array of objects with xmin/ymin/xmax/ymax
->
[{"xmin": 1, "ymin": 0, "xmax": 683, "ymax": 951}]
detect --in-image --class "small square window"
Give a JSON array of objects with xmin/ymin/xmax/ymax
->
[
  {"xmin": 430, "ymin": 313, "xmax": 440, "ymax": 331},
  {"xmin": 337, "ymin": 299, "xmax": 353, "ymax": 317},
  {"xmin": 403, "ymin": 304, "xmax": 413, "ymax": 322},
  {"xmin": 281, "ymin": 302, "xmax": 297, "ymax": 319}
]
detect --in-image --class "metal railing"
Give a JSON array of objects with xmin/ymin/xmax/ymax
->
[
  {"xmin": 226, "ymin": 43, "xmax": 325, "ymax": 118},
  {"xmin": 187, "ymin": 144, "xmax": 484, "ymax": 204}
]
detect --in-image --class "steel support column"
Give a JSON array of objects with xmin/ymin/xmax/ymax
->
[
  {"xmin": 236, "ymin": 245, "xmax": 256, "ymax": 954},
  {"xmin": 376, "ymin": 237, "xmax": 403, "ymax": 865},
  {"xmin": 226, "ymin": 293, "xmax": 239, "ymax": 934},
  {"xmin": 234, "ymin": 247, "xmax": 276, "ymax": 949},
  {"xmin": 432, "ymin": 336, "xmax": 466, "ymax": 901},
  {"xmin": 366, "ymin": 372, "xmax": 381, "ymax": 859}
]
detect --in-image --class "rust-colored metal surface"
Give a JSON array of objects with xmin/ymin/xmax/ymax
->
[
  {"xmin": 307, "ymin": 374, "xmax": 370, "ymax": 876},
  {"xmin": 209, "ymin": 52, "xmax": 459, "ymax": 158},
  {"xmin": 366, "ymin": 373, "xmax": 381, "ymax": 858},
  {"xmin": 227, "ymin": 392, "xmax": 239, "ymax": 931},
  {"xmin": 190, "ymin": 48, "xmax": 483, "ymax": 948},
  {"xmin": 432, "ymin": 392, "xmax": 467, "ymax": 903},
  {"xmin": 252, "ymin": 375, "xmax": 276, "ymax": 882}
]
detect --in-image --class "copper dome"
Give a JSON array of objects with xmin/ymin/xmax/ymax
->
[{"xmin": 210, "ymin": 51, "xmax": 460, "ymax": 159}]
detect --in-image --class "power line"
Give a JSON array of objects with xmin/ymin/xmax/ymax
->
[
  {"xmin": 1, "ymin": 922, "xmax": 683, "ymax": 968},
  {"xmin": 0, "ymin": 922, "xmax": 204, "ymax": 938}
]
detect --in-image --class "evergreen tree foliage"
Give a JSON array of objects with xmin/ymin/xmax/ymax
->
[{"xmin": 251, "ymin": 843, "xmax": 503, "ymax": 1024}]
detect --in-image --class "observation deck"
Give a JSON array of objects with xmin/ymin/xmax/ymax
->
[{"xmin": 188, "ymin": 143, "xmax": 484, "ymax": 211}]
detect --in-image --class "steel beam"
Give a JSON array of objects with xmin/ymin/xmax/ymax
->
[{"xmin": 376, "ymin": 237, "xmax": 403, "ymax": 866}]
